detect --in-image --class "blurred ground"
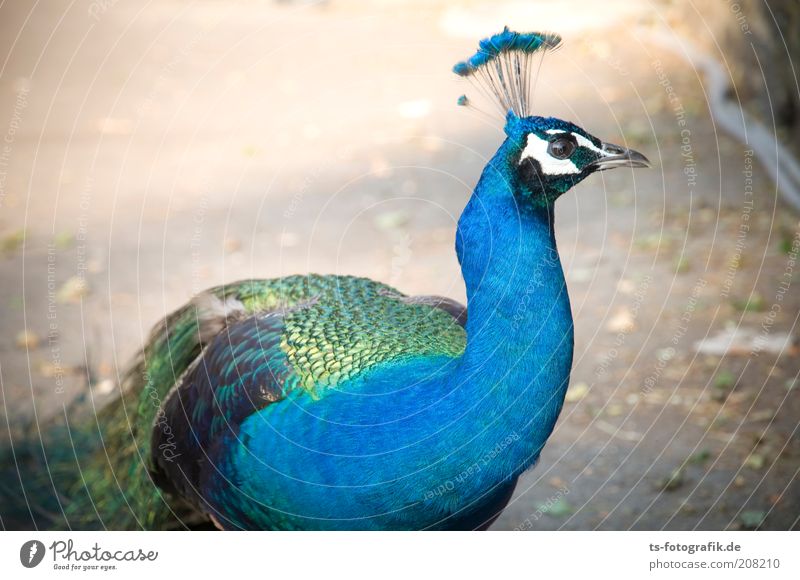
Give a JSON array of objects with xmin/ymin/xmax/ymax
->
[{"xmin": 0, "ymin": 0, "xmax": 798, "ymax": 530}]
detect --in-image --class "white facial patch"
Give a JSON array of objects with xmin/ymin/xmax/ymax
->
[
  {"xmin": 545, "ymin": 129, "xmax": 605, "ymax": 155},
  {"xmin": 519, "ymin": 132, "xmax": 580, "ymax": 175},
  {"xmin": 520, "ymin": 130, "xmax": 609, "ymax": 176}
]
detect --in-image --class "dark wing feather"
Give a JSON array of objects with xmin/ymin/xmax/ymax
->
[
  {"xmin": 400, "ymin": 295, "xmax": 467, "ymax": 327},
  {"xmin": 151, "ymin": 310, "xmax": 295, "ymax": 509}
]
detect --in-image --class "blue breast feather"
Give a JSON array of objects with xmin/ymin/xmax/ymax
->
[{"xmin": 152, "ymin": 137, "xmax": 575, "ymax": 530}]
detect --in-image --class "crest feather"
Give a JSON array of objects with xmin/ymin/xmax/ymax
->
[{"xmin": 453, "ymin": 27, "xmax": 561, "ymax": 118}]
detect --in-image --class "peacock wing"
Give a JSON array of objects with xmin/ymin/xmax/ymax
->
[{"xmin": 147, "ymin": 275, "xmax": 466, "ymax": 520}]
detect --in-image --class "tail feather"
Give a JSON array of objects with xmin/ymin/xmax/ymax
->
[
  {"xmin": 0, "ymin": 416, "xmax": 95, "ymax": 530},
  {"xmin": 2, "ymin": 278, "xmax": 315, "ymax": 529},
  {"xmin": 0, "ymin": 291, "xmax": 235, "ymax": 530}
]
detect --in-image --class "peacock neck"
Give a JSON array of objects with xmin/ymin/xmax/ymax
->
[{"xmin": 449, "ymin": 143, "xmax": 575, "ymax": 470}]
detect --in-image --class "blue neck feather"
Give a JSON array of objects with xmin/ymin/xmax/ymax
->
[{"xmin": 449, "ymin": 137, "xmax": 574, "ymax": 476}]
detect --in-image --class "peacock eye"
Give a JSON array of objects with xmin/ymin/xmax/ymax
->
[{"xmin": 548, "ymin": 137, "xmax": 576, "ymax": 159}]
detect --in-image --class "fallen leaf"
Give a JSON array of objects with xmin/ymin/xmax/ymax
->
[
  {"xmin": 56, "ymin": 276, "xmax": 90, "ymax": 303},
  {"xmin": 634, "ymin": 233, "xmax": 670, "ymax": 251},
  {"xmin": 739, "ymin": 510, "xmax": 766, "ymax": 529},
  {"xmin": 673, "ymin": 255, "xmax": 690, "ymax": 273},
  {"xmin": 745, "ymin": 453, "xmax": 765, "ymax": 470},
  {"xmin": 748, "ymin": 410, "xmax": 775, "ymax": 422},
  {"xmin": 54, "ymin": 232, "xmax": 74, "ymax": 249},
  {"xmin": 733, "ymin": 293, "xmax": 766, "ymax": 312},
  {"xmin": 657, "ymin": 348, "xmax": 676, "ymax": 362},
  {"xmin": 538, "ymin": 497, "xmax": 573, "ymax": 518},
  {"xmin": 714, "ymin": 370, "xmax": 736, "ymax": 390},
  {"xmin": 779, "ymin": 232, "xmax": 795, "ymax": 254},
  {"xmin": 688, "ymin": 449, "xmax": 712, "ymax": 464},
  {"xmin": 656, "ymin": 468, "xmax": 685, "ymax": 492},
  {"xmin": 374, "ymin": 210, "xmax": 409, "ymax": 231},
  {"xmin": 606, "ymin": 307, "xmax": 635, "ymax": 333},
  {"xmin": 87, "ymin": 259, "xmax": 104, "ymax": 274},
  {"xmin": 565, "ymin": 382, "xmax": 589, "ymax": 403},
  {"xmin": 93, "ymin": 379, "xmax": 115, "ymax": 395},
  {"xmin": 39, "ymin": 361, "xmax": 75, "ymax": 378},
  {"xmin": 1, "ymin": 230, "xmax": 25, "ymax": 254},
  {"xmin": 15, "ymin": 330, "xmax": 40, "ymax": 349},
  {"xmin": 223, "ymin": 238, "xmax": 241, "ymax": 253}
]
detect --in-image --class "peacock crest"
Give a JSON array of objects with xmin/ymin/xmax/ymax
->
[{"xmin": 453, "ymin": 27, "xmax": 561, "ymax": 118}]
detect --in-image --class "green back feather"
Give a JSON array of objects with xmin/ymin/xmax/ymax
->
[{"xmin": 2, "ymin": 275, "xmax": 466, "ymax": 529}]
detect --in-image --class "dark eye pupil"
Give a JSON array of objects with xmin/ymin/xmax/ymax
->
[{"xmin": 549, "ymin": 138, "xmax": 574, "ymax": 159}]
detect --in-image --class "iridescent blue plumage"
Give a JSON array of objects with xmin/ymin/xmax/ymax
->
[
  {"xmin": 159, "ymin": 147, "xmax": 576, "ymax": 528},
  {"xmin": 142, "ymin": 30, "xmax": 650, "ymax": 531},
  {"xmin": 0, "ymin": 29, "xmax": 649, "ymax": 531},
  {"xmin": 145, "ymin": 109, "xmax": 648, "ymax": 529},
  {"xmin": 452, "ymin": 27, "xmax": 561, "ymax": 77}
]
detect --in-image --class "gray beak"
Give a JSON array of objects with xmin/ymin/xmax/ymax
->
[{"xmin": 590, "ymin": 142, "xmax": 651, "ymax": 170}]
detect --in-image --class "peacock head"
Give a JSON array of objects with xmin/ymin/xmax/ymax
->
[
  {"xmin": 501, "ymin": 113, "xmax": 649, "ymax": 205},
  {"xmin": 454, "ymin": 28, "xmax": 649, "ymax": 207}
]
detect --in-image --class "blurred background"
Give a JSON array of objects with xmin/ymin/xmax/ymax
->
[{"xmin": 0, "ymin": 0, "xmax": 798, "ymax": 530}]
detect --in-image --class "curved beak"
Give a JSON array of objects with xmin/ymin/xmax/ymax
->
[{"xmin": 590, "ymin": 142, "xmax": 651, "ymax": 171}]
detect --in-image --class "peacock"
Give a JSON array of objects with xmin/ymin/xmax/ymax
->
[{"xmin": 1, "ymin": 28, "xmax": 648, "ymax": 531}]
